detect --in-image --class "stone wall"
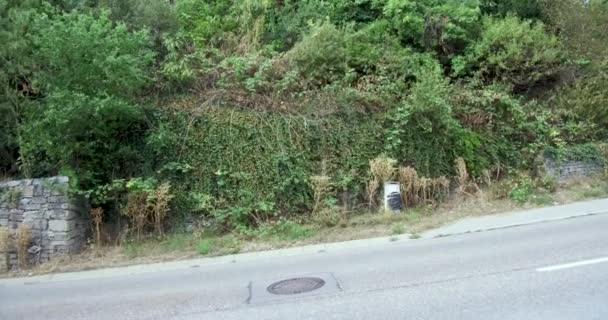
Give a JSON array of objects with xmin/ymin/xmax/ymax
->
[
  {"xmin": 0, "ymin": 177, "xmax": 89, "ymax": 270},
  {"xmin": 544, "ymin": 158, "xmax": 605, "ymax": 183}
]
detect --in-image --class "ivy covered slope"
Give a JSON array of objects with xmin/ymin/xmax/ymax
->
[{"xmin": 1, "ymin": 0, "xmax": 608, "ymax": 232}]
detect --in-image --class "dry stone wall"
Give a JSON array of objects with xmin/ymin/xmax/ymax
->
[
  {"xmin": 544, "ymin": 158, "xmax": 605, "ymax": 183},
  {"xmin": 0, "ymin": 176, "xmax": 89, "ymax": 270}
]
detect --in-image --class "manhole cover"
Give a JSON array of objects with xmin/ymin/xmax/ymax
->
[{"xmin": 266, "ymin": 277, "xmax": 326, "ymax": 295}]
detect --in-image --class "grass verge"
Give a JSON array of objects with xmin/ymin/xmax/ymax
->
[{"xmin": 5, "ymin": 175, "xmax": 608, "ymax": 277}]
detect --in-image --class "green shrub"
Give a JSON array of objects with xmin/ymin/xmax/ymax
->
[
  {"xmin": 20, "ymin": 92, "xmax": 148, "ymax": 189},
  {"xmin": 28, "ymin": 7, "xmax": 154, "ymax": 98},
  {"xmin": 453, "ymin": 16, "xmax": 563, "ymax": 91},
  {"xmin": 381, "ymin": 0, "xmax": 481, "ymax": 55},
  {"xmin": 196, "ymin": 239, "xmax": 213, "ymax": 255},
  {"xmin": 509, "ymin": 176, "xmax": 535, "ymax": 204}
]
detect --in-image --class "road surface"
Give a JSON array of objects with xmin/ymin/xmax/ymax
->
[{"xmin": 1, "ymin": 207, "xmax": 608, "ymax": 319}]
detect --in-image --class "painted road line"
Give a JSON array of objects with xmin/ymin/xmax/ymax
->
[{"xmin": 537, "ymin": 257, "xmax": 608, "ymax": 272}]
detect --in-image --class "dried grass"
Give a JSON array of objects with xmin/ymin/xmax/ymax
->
[
  {"xmin": 16, "ymin": 224, "xmax": 30, "ymax": 269},
  {"xmin": 398, "ymin": 166, "xmax": 450, "ymax": 207},
  {"xmin": 455, "ymin": 157, "xmax": 480, "ymax": 196},
  {"xmin": 370, "ymin": 155, "xmax": 397, "ymax": 183},
  {"xmin": 152, "ymin": 182, "xmax": 175, "ymax": 237},
  {"xmin": 91, "ymin": 208, "xmax": 104, "ymax": 246},
  {"xmin": 0, "ymin": 227, "xmax": 9, "ymax": 272},
  {"xmin": 124, "ymin": 192, "xmax": 150, "ymax": 241},
  {"xmin": 310, "ymin": 175, "xmax": 332, "ymax": 214},
  {"xmin": 365, "ymin": 178, "xmax": 380, "ymax": 208}
]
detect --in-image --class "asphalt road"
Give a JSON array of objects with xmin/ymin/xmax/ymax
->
[{"xmin": 2, "ymin": 212, "xmax": 608, "ymax": 320}]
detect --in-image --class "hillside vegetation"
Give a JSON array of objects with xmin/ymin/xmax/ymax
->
[{"xmin": 1, "ymin": 0, "xmax": 608, "ymax": 240}]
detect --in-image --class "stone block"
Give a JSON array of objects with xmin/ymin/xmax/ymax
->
[
  {"xmin": 48, "ymin": 196, "xmax": 68, "ymax": 203},
  {"xmin": 20, "ymin": 203, "xmax": 41, "ymax": 211},
  {"xmin": 30, "ymin": 197, "xmax": 48, "ymax": 204},
  {"xmin": 23, "ymin": 210, "xmax": 42, "ymax": 220},
  {"xmin": 46, "ymin": 209, "xmax": 78, "ymax": 220},
  {"xmin": 4, "ymin": 180, "xmax": 21, "ymax": 188},
  {"xmin": 45, "ymin": 230, "xmax": 78, "ymax": 242},
  {"xmin": 49, "ymin": 219, "xmax": 76, "ymax": 232},
  {"xmin": 0, "ymin": 219, "xmax": 8, "ymax": 226},
  {"xmin": 46, "ymin": 203, "xmax": 70, "ymax": 210},
  {"xmin": 56, "ymin": 176, "xmax": 69, "ymax": 184},
  {"xmin": 50, "ymin": 189, "xmax": 66, "ymax": 196},
  {"xmin": 21, "ymin": 186, "xmax": 34, "ymax": 197},
  {"xmin": 23, "ymin": 219, "xmax": 48, "ymax": 231},
  {"xmin": 33, "ymin": 185, "xmax": 45, "ymax": 197}
]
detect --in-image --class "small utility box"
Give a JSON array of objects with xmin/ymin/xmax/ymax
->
[{"xmin": 383, "ymin": 181, "xmax": 401, "ymax": 213}]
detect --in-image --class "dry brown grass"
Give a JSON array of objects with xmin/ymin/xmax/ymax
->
[
  {"xmin": 398, "ymin": 166, "xmax": 450, "ymax": 207},
  {"xmin": 310, "ymin": 175, "xmax": 332, "ymax": 214},
  {"xmin": 91, "ymin": 208, "xmax": 104, "ymax": 246},
  {"xmin": 455, "ymin": 157, "xmax": 480, "ymax": 196},
  {"xmin": 16, "ymin": 224, "xmax": 30, "ymax": 269},
  {"xmin": 365, "ymin": 178, "xmax": 380, "ymax": 208},
  {"xmin": 370, "ymin": 155, "xmax": 397, "ymax": 183},
  {"xmin": 124, "ymin": 192, "xmax": 150, "ymax": 241},
  {"xmin": 0, "ymin": 227, "xmax": 9, "ymax": 272},
  {"xmin": 152, "ymin": 182, "xmax": 174, "ymax": 238}
]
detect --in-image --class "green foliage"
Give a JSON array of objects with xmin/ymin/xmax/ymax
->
[
  {"xmin": 1, "ymin": 0, "xmax": 606, "ymax": 239},
  {"xmin": 20, "ymin": 92, "xmax": 147, "ymax": 189},
  {"xmin": 28, "ymin": 7, "xmax": 154, "ymax": 98},
  {"xmin": 480, "ymin": 0, "xmax": 542, "ymax": 19},
  {"xmin": 166, "ymin": 108, "xmax": 382, "ymax": 228},
  {"xmin": 196, "ymin": 238, "xmax": 213, "ymax": 255},
  {"xmin": 381, "ymin": 0, "xmax": 481, "ymax": 56},
  {"xmin": 385, "ymin": 65, "xmax": 467, "ymax": 176},
  {"xmin": 545, "ymin": 144, "xmax": 606, "ymax": 164},
  {"xmin": 508, "ymin": 176, "xmax": 535, "ymax": 204},
  {"xmin": 100, "ymin": 0, "xmax": 179, "ymax": 36},
  {"xmin": 239, "ymin": 219, "xmax": 314, "ymax": 241},
  {"xmin": 453, "ymin": 16, "xmax": 563, "ymax": 91},
  {"xmin": 175, "ymin": 0, "xmax": 238, "ymax": 48}
]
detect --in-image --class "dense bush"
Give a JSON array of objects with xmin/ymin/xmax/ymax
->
[
  {"xmin": 453, "ymin": 16, "xmax": 563, "ymax": 91},
  {"xmin": 1, "ymin": 0, "xmax": 606, "ymax": 235}
]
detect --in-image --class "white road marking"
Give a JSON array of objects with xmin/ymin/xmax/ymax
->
[{"xmin": 537, "ymin": 257, "xmax": 608, "ymax": 272}]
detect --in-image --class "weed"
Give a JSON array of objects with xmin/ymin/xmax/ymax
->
[
  {"xmin": 509, "ymin": 176, "xmax": 534, "ymax": 204},
  {"xmin": 539, "ymin": 176, "xmax": 558, "ymax": 193},
  {"xmin": 90, "ymin": 208, "xmax": 103, "ymax": 246},
  {"xmin": 370, "ymin": 155, "xmax": 397, "ymax": 183},
  {"xmin": 161, "ymin": 233, "xmax": 190, "ymax": 252},
  {"xmin": 455, "ymin": 157, "xmax": 479, "ymax": 196},
  {"xmin": 530, "ymin": 193, "xmax": 553, "ymax": 206},
  {"xmin": 16, "ymin": 224, "xmax": 30, "ymax": 269},
  {"xmin": 151, "ymin": 182, "xmax": 174, "ymax": 237},
  {"xmin": 392, "ymin": 224, "xmax": 405, "ymax": 235},
  {"xmin": 310, "ymin": 175, "xmax": 332, "ymax": 214},
  {"xmin": 398, "ymin": 166, "xmax": 450, "ymax": 207},
  {"xmin": 365, "ymin": 178, "xmax": 380, "ymax": 208},
  {"xmin": 124, "ymin": 242, "xmax": 144, "ymax": 259},
  {"xmin": 0, "ymin": 227, "xmax": 9, "ymax": 272},
  {"xmin": 197, "ymin": 239, "xmax": 214, "ymax": 255},
  {"xmin": 0, "ymin": 189, "xmax": 21, "ymax": 209},
  {"xmin": 124, "ymin": 192, "xmax": 150, "ymax": 241},
  {"xmin": 410, "ymin": 233, "xmax": 421, "ymax": 239},
  {"xmin": 312, "ymin": 206, "xmax": 342, "ymax": 227}
]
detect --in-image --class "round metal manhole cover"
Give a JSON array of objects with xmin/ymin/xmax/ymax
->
[{"xmin": 266, "ymin": 277, "xmax": 326, "ymax": 295}]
